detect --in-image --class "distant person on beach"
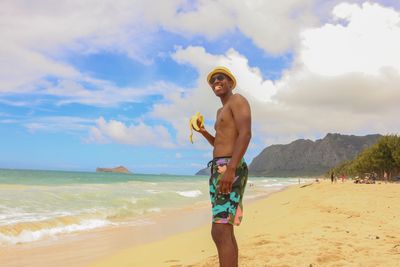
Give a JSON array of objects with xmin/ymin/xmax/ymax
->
[
  {"xmin": 331, "ymin": 172, "xmax": 334, "ymax": 184},
  {"xmin": 384, "ymin": 171, "xmax": 388, "ymax": 183},
  {"xmin": 192, "ymin": 66, "xmax": 251, "ymax": 267},
  {"xmin": 372, "ymin": 172, "xmax": 377, "ymax": 182}
]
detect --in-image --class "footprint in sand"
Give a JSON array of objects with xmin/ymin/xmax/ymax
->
[
  {"xmin": 391, "ymin": 244, "xmax": 400, "ymax": 254},
  {"xmin": 316, "ymin": 253, "xmax": 343, "ymax": 263},
  {"xmin": 254, "ymin": 234, "xmax": 268, "ymax": 238},
  {"xmin": 165, "ymin": 259, "xmax": 180, "ymax": 263},
  {"xmin": 289, "ymin": 251, "xmax": 302, "ymax": 256},
  {"xmin": 254, "ymin": 239, "xmax": 272, "ymax": 246}
]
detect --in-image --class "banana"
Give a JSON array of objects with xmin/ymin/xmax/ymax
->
[{"xmin": 189, "ymin": 112, "xmax": 204, "ymax": 143}]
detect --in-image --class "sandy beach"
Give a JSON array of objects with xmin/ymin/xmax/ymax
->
[
  {"xmin": 85, "ymin": 181, "xmax": 400, "ymax": 267},
  {"xmin": 2, "ymin": 180, "xmax": 400, "ymax": 267}
]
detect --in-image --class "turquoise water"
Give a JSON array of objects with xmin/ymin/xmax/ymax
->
[
  {"xmin": 0, "ymin": 169, "xmax": 202, "ymax": 185},
  {"xmin": 0, "ymin": 169, "xmax": 307, "ymax": 246}
]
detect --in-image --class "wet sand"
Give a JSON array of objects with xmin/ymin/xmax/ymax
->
[{"xmin": 0, "ymin": 203, "xmax": 211, "ymax": 267}]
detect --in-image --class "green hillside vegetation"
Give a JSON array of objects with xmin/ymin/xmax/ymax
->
[{"xmin": 328, "ymin": 135, "xmax": 400, "ymax": 180}]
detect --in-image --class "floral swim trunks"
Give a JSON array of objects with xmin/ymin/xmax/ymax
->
[{"xmin": 208, "ymin": 157, "xmax": 248, "ymax": 226}]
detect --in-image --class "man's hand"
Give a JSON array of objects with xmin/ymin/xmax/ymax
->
[
  {"xmin": 218, "ymin": 167, "xmax": 235, "ymax": 194},
  {"xmin": 192, "ymin": 118, "xmax": 205, "ymax": 133}
]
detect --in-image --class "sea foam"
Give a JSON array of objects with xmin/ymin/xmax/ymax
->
[
  {"xmin": 261, "ymin": 183, "xmax": 285, "ymax": 188},
  {"xmin": 0, "ymin": 219, "xmax": 111, "ymax": 245},
  {"xmin": 176, "ymin": 190, "xmax": 202, "ymax": 198}
]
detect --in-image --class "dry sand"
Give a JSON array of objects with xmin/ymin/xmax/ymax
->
[{"xmin": 86, "ymin": 181, "xmax": 400, "ymax": 267}]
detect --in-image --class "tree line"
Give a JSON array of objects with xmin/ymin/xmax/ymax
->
[{"xmin": 328, "ymin": 135, "xmax": 400, "ymax": 180}]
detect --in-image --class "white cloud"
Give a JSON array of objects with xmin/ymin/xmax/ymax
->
[
  {"xmin": 0, "ymin": 0, "xmax": 178, "ymax": 99},
  {"xmin": 149, "ymin": 2, "xmax": 400, "ymax": 148},
  {"xmin": 160, "ymin": 0, "xmax": 318, "ymax": 53},
  {"xmin": 89, "ymin": 117, "xmax": 175, "ymax": 148},
  {"xmin": 299, "ymin": 2, "xmax": 400, "ymax": 76},
  {"xmin": 0, "ymin": 0, "xmax": 322, "ymax": 98},
  {"xmin": 46, "ymin": 79, "xmax": 181, "ymax": 107},
  {"xmin": 267, "ymin": 2, "xmax": 400, "ymax": 140},
  {"xmin": 23, "ymin": 116, "xmax": 93, "ymax": 133},
  {"xmin": 0, "ymin": 43, "xmax": 79, "ymax": 93}
]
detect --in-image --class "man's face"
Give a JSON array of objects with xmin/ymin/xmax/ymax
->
[{"xmin": 209, "ymin": 73, "xmax": 232, "ymax": 96}]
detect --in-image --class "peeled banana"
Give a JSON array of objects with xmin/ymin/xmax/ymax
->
[{"xmin": 189, "ymin": 112, "xmax": 204, "ymax": 143}]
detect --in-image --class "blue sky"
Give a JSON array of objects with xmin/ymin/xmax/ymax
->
[{"xmin": 1, "ymin": 0, "xmax": 400, "ymax": 174}]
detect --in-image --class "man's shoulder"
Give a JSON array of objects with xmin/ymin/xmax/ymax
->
[{"xmin": 230, "ymin": 93, "xmax": 249, "ymax": 105}]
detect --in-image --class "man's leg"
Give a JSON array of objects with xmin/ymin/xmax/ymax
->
[
  {"xmin": 211, "ymin": 223, "xmax": 237, "ymax": 267},
  {"xmin": 231, "ymin": 226, "xmax": 238, "ymax": 264}
]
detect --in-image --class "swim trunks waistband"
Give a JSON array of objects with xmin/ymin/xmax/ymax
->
[{"xmin": 207, "ymin": 156, "xmax": 245, "ymax": 168}]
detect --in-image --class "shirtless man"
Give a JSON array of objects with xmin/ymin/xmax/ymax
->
[{"xmin": 193, "ymin": 66, "xmax": 251, "ymax": 267}]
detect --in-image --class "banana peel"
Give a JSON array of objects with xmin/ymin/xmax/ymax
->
[{"xmin": 189, "ymin": 112, "xmax": 204, "ymax": 143}]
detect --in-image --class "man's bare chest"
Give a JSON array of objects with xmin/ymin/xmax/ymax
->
[{"xmin": 215, "ymin": 107, "xmax": 235, "ymax": 129}]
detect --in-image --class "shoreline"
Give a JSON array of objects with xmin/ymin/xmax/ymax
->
[
  {"xmin": 0, "ymin": 184, "xmax": 289, "ymax": 267},
  {"xmin": 6, "ymin": 180, "xmax": 398, "ymax": 266},
  {"xmin": 0, "ymin": 201, "xmax": 211, "ymax": 267}
]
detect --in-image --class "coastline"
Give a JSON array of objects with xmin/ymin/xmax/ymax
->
[
  {"xmin": 0, "ymin": 201, "xmax": 211, "ymax": 267},
  {"xmin": 3, "ymin": 180, "xmax": 398, "ymax": 266},
  {"xmin": 0, "ymin": 184, "xmax": 287, "ymax": 267},
  {"xmin": 85, "ymin": 181, "xmax": 400, "ymax": 267}
]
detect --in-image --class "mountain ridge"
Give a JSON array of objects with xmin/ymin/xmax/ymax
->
[{"xmin": 248, "ymin": 133, "xmax": 382, "ymax": 177}]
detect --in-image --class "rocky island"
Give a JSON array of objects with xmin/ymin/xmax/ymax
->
[{"xmin": 96, "ymin": 166, "xmax": 131, "ymax": 174}]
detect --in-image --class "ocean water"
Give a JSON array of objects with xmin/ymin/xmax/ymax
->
[{"xmin": 0, "ymin": 169, "xmax": 308, "ymax": 246}]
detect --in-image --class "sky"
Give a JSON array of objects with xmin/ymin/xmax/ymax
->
[{"xmin": 1, "ymin": 0, "xmax": 400, "ymax": 175}]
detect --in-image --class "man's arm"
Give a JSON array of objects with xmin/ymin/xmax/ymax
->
[
  {"xmin": 199, "ymin": 127, "xmax": 215, "ymax": 147},
  {"xmin": 193, "ymin": 118, "xmax": 215, "ymax": 147},
  {"xmin": 219, "ymin": 94, "xmax": 251, "ymax": 194},
  {"xmin": 227, "ymin": 95, "xmax": 251, "ymax": 169}
]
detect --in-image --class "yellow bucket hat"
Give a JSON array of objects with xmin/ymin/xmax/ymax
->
[{"xmin": 207, "ymin": 66, "xmax": 237, "ymax": 89}]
